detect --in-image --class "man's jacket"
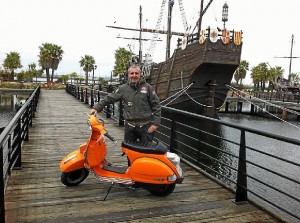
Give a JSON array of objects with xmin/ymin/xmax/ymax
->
[{"xmin": 93, "ymin": 79, "xmax": 161, "ymax": 126}]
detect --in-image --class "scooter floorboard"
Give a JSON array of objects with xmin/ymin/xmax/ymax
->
[{"xmin": 103, "ymin": 165, "xmax": 127, "ymax": 174}]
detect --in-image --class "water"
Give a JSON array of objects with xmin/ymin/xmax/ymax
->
[
  {"xmin": 218, "ymin": 113, "xmax": 300, "ymax": 222},
  {"xmin": 0, "ymin": 95, "xmax": 26, "ymax": 129}
]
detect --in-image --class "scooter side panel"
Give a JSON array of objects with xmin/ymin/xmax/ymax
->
[
  {"xmin": 85, "ymin": 138, "xmax": 106, "ymax": 167},
  {"xmin": 130, "ymin": 157, "xmax": 174, "ymax": 184},
  {"xmin": 60, "ymin": 150, "xmax": 85, "ymax": 172}
]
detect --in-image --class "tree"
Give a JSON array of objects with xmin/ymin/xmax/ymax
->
[
  {"xmin": 79, "ymin": 55, "xmax": 96, "ymax": 85},
  {"xmin": 57, "ymin": 74, "xmax": 69, "ymax": 84},
  {"xmin": 233, "ymin": 60, "xmax": 249, "ymax": 85},
  {"xmin": 28, "ymin": 63, "xmax": 43, "ymax": 83},
  {"xmin": 38, "ymin": 43, "xmax": 64, "ymax": 84},
  {"xmin": 290, "ymin": 72, "xmax": 300, "ymax": 86},
  {"xmin": 49, "ymin": 44, "xmax": 64, "ymax": 82},
  {"xmin": 250, "ymin": 63, "xmax": 269, "ymax": 91},
  {"xmin": 114, "ymin": 47, "xmax": 131, "ymax": 77},
  {"xmin": 2, "ymin": 51, "xmax": 23, "ymax": 81},
  {"xmin": 268, "ymin": 66, "xmax": 284, "ymax": 91},
  {"xmin": 69, "ymin": 72, "xmax": 78, "ymax": 84}
]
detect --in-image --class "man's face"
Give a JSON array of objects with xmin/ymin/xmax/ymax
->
[{"xmin": 128, "ymin": 68, "xmax": 141, "ymax": 83}]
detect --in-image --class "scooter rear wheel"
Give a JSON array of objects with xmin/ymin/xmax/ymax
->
[
  {"xmin": 149, "ymin": 183, "xmax": 176, "ymax": 197},
  {"xmin": 61, "ymin": 168, "xmax": 89, "ymax": 186}
]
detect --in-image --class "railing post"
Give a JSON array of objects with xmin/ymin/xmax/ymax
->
[
  {"xmin": 80, "ymin": 88, "xmax": 84, "ymax": 102},
  {"xmin": 24, "ymin": 106, "xmax": 30, "ymax": 141},
  {"xmin": 106, "ymin": 85, "xmax": 113, "ymax": 119},
  {"xmin": 97, "ymin": 91, "xmax": 101, "ymax": 102},
  {"xmin": 84, "ymin": 88, "xmax": 88, "ymax": 104},
  {"xmin": 0, "ymin": 145, "xmax": 5, "ymax": 223},
  {"xmin": 106, "ymin": 105, "xmax": 112, "ymax": 119},
  {"xmin": 118, "ymin": 101, "xmax": 124, "ymax": 126},
  {"xmin": 90, "ymin": 89, "xmax": 94, "ymax": 108},
  {"xmin": 76, "ymin": 86, "xmax": 80, "ymax": 100},
  {"xmin": 235, "ymin": 129, "xmax": 248, "ymax": 203},
  {"xmin": 14, "ymin": 119, "xmax": 22, "ymax": 169},
  {"xmin": 225, "ymin": 102, "xmax": 229, "ymax": 112},
  {"xmin": 169, "ymin": 113, "xmax": 177, "ymax": 153}
]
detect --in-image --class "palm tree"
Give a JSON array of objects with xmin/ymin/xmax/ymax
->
[
  {"xmin": 250, "ymin": 63, "xmax": 269, "ymax": 91},
  {"xmin": 79, "ymin": 55, "xmax": 96, "ymax": 85},
  {"xmin": 233, "ymin": 60, "xmax": 249, "ymax": 85},
  {"xmin": 69, "ymin": 72, "xmax": 78, "ymax": 84},
  {"xmin": 268, "ymin": 66, "xmax": 284, "ymax": 91},
  {"xmin": 290, "ymin": 72, "xmax": 299, "ymax": 86},
  {"xmin": 28, "ymin": 62, "xmax": 43, "ymax": 83},
  {"xmin": 50, "ymin": 44, "xmax": 64, "ymax": 82},
  {"xmin": 38, "ymin": 43, "xmax": 63, "ymax": 84},
  {"xmin": 2, "ymin": 51, "xmax": 23, "ymax": 81}
]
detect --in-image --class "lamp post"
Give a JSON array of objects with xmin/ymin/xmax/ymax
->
[
  {"xmin": 92, "ymin": 65, "xmax": 97, "ymax": 88},
  {"xmin": 222, "ymin": 2, "xmax": 228, "ymax": 29}
]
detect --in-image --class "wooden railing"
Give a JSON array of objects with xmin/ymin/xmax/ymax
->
[{"xmin": 0, "ymin": 85, "xmax": 40, "ymax": 222}]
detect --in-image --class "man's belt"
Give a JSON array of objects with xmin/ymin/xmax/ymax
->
[{"xmin": 127, "ymin": 120, "xmax": 150, "ymax": 128}]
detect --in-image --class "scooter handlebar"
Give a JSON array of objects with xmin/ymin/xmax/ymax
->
[{"xmin": 104, "ymin": 133, "xmax": 116, "ymax": 142}]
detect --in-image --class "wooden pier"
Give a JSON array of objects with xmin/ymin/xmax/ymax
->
[
  {"xmin": 0, "ymin": 88, "xmax": 33, "ymax": 95},
  {"xmin": 4, "ymin": 90, "xmax": 282, "ymax": 222}
]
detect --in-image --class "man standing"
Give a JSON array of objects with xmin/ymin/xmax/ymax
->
[{"xmin": 90, "ymin": 65, "xmax": 161, "ymax": 143}]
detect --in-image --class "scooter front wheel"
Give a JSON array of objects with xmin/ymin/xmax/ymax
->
[
  {"xmin": 61, "ymin": 168, "xmax": 89, "ymax": 186},
  {"xmin": 149, "ymin": 183, "xmax": 176, "ymax": 197}
]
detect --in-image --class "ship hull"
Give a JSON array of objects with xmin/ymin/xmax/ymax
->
[{"xmin": 147, "ymin": 37, "xmax": 242, "ymax": 116}]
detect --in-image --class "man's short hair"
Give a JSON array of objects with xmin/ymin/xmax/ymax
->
[{"xmin": 128, "ymin": 65, "xmax": 141, "ymax": 74}]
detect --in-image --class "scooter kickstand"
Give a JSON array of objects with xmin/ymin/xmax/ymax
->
[{"xmin": 103, "ymin": 182, "xmax": 114, "ymax": 201}]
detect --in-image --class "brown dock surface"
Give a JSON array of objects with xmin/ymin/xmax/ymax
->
[{"xmin": 4, "ymin": 89, "xmax": 282, "ymax": 223}]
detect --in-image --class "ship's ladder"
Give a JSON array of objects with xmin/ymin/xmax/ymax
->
[{"xmin": 144, "ymin": 0, "xmax": 190, "ymax": 74}]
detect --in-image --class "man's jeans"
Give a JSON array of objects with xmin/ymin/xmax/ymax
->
[{"xmin": 124, "ymin": 122, "xmax": 154, "ymax": 142}]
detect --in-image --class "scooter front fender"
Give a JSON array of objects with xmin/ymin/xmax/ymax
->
[{"xmin": 60, "ymin": 150, "xmax": 85, "ymax": 172}]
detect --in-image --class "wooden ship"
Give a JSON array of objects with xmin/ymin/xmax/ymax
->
[
  {"xmin": 143, "ymin": 0, "xmax": 243, "ymax": 117},
  {"xmin": 109, "ymin": 0, "xmax": 243, "ymax": 117},
  {"xmin": 147, "ymin": 28, "xmax": 243, "ymax": 117}
]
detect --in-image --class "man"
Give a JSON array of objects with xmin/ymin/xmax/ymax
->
[{"xmin": 90, "ymin": 65, "xmax": 161, "ymax": 143}]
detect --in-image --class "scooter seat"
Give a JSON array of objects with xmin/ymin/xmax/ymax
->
[{"xmin": 121, "ymin": 141, "xmax": 168, "ymax": 155}]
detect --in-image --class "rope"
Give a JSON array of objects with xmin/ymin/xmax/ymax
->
[
  {"xmin": 226, "ymin": 85, "xmax": 300, "ymax": 130},
  {"xmin": 161, "ymin": 82, "xmax": 194, "ymax": 106}
]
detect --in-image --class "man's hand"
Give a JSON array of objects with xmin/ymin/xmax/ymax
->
[
  {"xmin": 90, "ymin": 108, "xmax": 97, "ymax": 116},
  {"xmin": 148, "ymin": 124, "xmax": 158, "ymax": 133}
]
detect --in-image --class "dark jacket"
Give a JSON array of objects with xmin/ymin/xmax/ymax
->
[{"xmin": 93, "ymin": 78, "xmax": 161, "ymax": 126}]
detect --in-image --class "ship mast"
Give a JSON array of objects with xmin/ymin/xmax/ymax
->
[
  {"xmin": 139, "ymin": 6, "xmax": 143, "ymax": 64},
  {"xmin": 166, "ymin": 0, "xmax": 174, "ymax": 60},
  {"xmin": 197, "ymin": 0, "xmax": 214, "ymax": 33},
  {"xmin": 275, "ymin": 34, "xmax": 300, "ymax": 83}
]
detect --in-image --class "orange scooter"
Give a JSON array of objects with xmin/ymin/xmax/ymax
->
[{"xmin": 59, "ymin": 113, "xmax": 184, "ymax": 199}]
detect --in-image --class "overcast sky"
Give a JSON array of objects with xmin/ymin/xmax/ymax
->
[{"xmin": 1, "ymin": 0, "xmax": 299, "ymax": 84}]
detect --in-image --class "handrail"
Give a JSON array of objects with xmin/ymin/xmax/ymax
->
[
  {"xmin": 158, "ymin": 107, "xmax": 300, "ymax": 222},
  {"xmin": 0, "ymin": 85, "xmax": 40, "ymax": 223},
  {"xmin": 66, "ymin": 83, "xmax": 300, "ymax": 222}
]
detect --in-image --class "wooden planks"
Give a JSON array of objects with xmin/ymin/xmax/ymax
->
[{"xmin": 4, "ymin": 89, "xmax": 282, "ymax": 223}]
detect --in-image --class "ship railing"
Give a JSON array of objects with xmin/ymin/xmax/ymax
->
[
  {"xmin": 176, "ymin": 26, "xmax": 241, "ymax": 48},
  {"xmin": 65, "ymin": 83, "xmax": 300, "ymax": 222},
  {"xmin": 0, "ymin": 85, "xmax": 40, "ymax": 222}
]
